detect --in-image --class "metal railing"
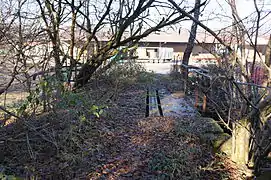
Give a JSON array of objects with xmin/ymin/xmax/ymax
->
[{"xmin": 178, "ymin": 64, "xmax": 270, "ymax": 114}]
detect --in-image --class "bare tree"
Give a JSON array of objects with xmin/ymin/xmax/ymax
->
[
  {"xmin": 0, "ymin": 0, "xmax": 45, "ymax": 96},
  {"xmin": 181, "ymin": 0, "xmax": 201, "ymax": 85},
  {"xmin": 36, "ymin": 0, "xmax": 65, "ymax": 82},
  {"xmin": 68, "ymin": 0, "xmax": 207, "ymax": 87}
]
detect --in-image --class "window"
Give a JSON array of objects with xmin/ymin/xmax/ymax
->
[{"xmin": 146, "ymin": 50, "xmax": 150, "ymax": 57}]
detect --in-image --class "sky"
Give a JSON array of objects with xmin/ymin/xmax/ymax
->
[
  {"xmin": 198, "ymin": 0, "xmax": 271, "ymax": 33},
  {"xmin": 147, "ymin": 0, "xmax": 271, "ymax": 36},
  {"xmin": 2, "ymin": 0, "xmax": 270, "ymax": 36}
]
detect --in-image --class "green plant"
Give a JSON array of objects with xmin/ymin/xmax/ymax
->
[
  {"xmin": 16, "ymin": 90, "xmax": 39, "ymax": 115},
  {"xmin": 105, "ymin": 60, "xmax": 146, "ymax": 85},
  {"xmin": 0, "ymin": 169, "xmax": 22, "ymax": 180},
  {"xmin": 13, "ymin": 73, "xmax": 108, "ymax": 119},
  {"xmin": 15, "ymin": 75, "xmax": 61, "ymax": 115},
  {"xmin": 57, "ymin": 90, "xmax": 107, "ymax": 119},
  {"xmin": 89, "ymin": 105, "xmax": 107, "ymax": 118},
  {"xmin": 137, "ymin": 71, "xmax": 156, "ymax": 84},
  {"xmin": 148, "ymin": 152, "xmax": 171, "ymax": 172}
]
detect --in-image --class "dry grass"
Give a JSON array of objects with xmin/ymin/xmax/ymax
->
[{"xmin": 0, "ymin": 91, "xmax": 29, "ymax": 106}]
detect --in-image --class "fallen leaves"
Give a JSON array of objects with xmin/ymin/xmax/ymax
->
[{"xmin": 0, "ymin": 75, "xmax": 244, "ymax": 179}]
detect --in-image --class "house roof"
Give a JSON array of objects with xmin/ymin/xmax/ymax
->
[
  {"xmin": 140, "ymin": 30, "xmax": 217, "ymax": 44},
  {"xmin": 214, "ymin": 32, "xmax": 269, "ymax": 46},
  {"xmin": 59, "ymin": 27, "xmax": 269, "ymax": 46},
  {"xmin": 140, "ymin": 30, "xmax": 269, "ymax": 45}
]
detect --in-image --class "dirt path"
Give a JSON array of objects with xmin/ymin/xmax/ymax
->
[
  {"xmin": 87, "ymin": 86, "xmax": 203, "ymax": 179},
  {"xmin": 84, "ymin": 82, "xmax": 243, "ymax": 179}
]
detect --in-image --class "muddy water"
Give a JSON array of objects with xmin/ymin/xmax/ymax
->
[{"xmin": 159, "ymin": 90, "xmax": 198, "ymax": 117}]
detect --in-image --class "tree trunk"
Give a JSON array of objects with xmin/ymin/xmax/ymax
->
[
  {"xmin": 265, "ymin": 35, "xmax": 271, "ymax": 67},
  {"xmin": 74, "ymin": 61, "xmax": 102, "ymax": 88},
  {"xmin": 265, "ymin": 34, "xmax": 271, "ymax": 86},
  {"xmin": 231, "ymin": 118, "xmax": 251, "ymax": 164},
  {"xmin": 181, "ymin": 0, "xmax": 201, "ymax": 92},
  {"xmin": 68, "ymin": 1, "xmax": 77, "ymax": 83}
]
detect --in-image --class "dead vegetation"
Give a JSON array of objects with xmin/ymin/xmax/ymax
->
[{"xmin": 0, "ymin": 63, "xmax": 244, "ymax": 179}]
